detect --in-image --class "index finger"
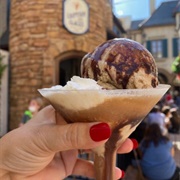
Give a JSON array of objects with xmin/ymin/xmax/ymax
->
[{"xmin": 117, "ymin": 138, "xmax": 134, "ymax": 154}]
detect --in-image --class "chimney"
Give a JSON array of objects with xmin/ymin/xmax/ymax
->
[{"xmin": 149, "ymin": 0, "xmax": 156, "ymax": 15}]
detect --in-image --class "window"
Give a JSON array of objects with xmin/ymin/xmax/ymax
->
[
  {"xmin": 172, "ymin": 37, "xmax": 180, "ymax": 57},
  {"xmin": 151, "ymin": 40, "xmax": 163, "ymax": 58},
  {"xmin": 178, "ymin": 38, "xmax": 180, "ymax": 53},
  {"xmin": 146, "ymin": 39, "xmax": 168, "ymax": 58}
]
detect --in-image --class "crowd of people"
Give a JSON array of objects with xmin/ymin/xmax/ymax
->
[
  {"xmin": 156, "ymin": 90, "xmax": 180, "ymax": 134},
  {"xmin": 119, "ymin": 90, "xmax": 180, "ymax": 180}
]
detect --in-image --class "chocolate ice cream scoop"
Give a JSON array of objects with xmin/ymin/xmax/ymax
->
[{"xmin": 81, "ymin": 38, "xmax": 158, "ymax": 89}]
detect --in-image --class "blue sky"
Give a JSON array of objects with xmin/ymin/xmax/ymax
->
[{"xmin": 113, "ymin": 0, "xmax": 168, "ymax": 20}]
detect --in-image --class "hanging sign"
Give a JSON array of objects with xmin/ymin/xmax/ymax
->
[{"xmin": 62, "ymin": 0, "xmax": 89, "ymax": 35}]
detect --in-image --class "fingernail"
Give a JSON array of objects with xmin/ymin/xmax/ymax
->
[
  {"xmin": 121, "ymin": 170, "xmax": 125, "ymax": 179},
  {"xmin": 90, "ymin": 123, "xmax": 111, "ymax": 142},
  {"xmin": 130, "ymin": 138, "xmax": 139, "ymax": 149}
]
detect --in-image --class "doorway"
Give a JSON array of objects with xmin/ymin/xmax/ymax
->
[{"xmin": 56, "ymin": 51, "xmax": 86, "ymax": 85}]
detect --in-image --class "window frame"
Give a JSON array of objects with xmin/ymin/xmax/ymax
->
[
  {"xmin": 150, "ymin": 40, "xmax": 163, "ymax": 58},
  {"xmin": 146, "ymin": 39, "xmax": 168, "ymax": 59}
]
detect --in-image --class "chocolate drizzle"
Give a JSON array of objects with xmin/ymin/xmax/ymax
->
[
  {"xmin": 91, "ymin": 60, "xmax": 100, "ymax": 81},
  {"xmin": 151, "ymin": 78, "xmax": 157, "ymax": 88},
  {"xmin": 94, "ymin": 115, "xmax": 144, "ymax": 180},
  {"xmin": 93, "ymin": 39, "xmax": 117, "ymax": 61}
]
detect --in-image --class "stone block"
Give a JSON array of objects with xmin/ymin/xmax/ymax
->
[
  {"xmin": 47, "ymin": 26, "xmax": 60, "ymax": 31},
  {"xmin": 33, "ymin": 39, "xmax": 49, "ymax": 47},
  {"xmin": 30, "ymin": 26, "xmax": 47, "ymax": 34},
  {"xmin": 31, "ymin": 34, "xmax": 46, "ymax": 38},
  {"xmin": 30, "ymin": 64, "xmax": 42, "ymax": 71},
  {"xmin": 41, "ymin": 13, "xmax": 58, "ymax": 19},
  {"xmin": 29, "ymin": 79, "xmax": 42, "ymax": 86},
  {"xmin": 19, "ymin": 43, "xmax": 28, "ymax": 51},
  {"xmin": 23, "ymin": 22, "xmax": 38, "ymax": 28},
  {"xmin": 16, "ymin": 78, "xmax": 28, "ymax": 85},
  {"xmin": 47, "ymin": 31, "xmax": 60, "ymax": 38},
  {"xmin": 45, "ymin": 0, "xmax": 60, "ymax": 4},
  {"xmin": 10, "ymin": 36, "xmax": 19, "ymax": 44},
  {"xmin": 43, "ymin": 8, "xmax": 56, "ymax": 13},
  {"xmin": 47, "ymin": 45, "xmax": 59, "ymax": 58},
  {"xmin": 43, "ymin": 76, "xmax": 53, "ymax": 85},
  {"xmin": 30, "ymin": 24, "xmax": 47, "ymax": 34},
  {"xmin": 43, "ymin": 59, "xmax": 53, "ymax": 66},
  {"xmin": 10, "ymin": 46, "xmax": 19, "ymax": 53},
  {"xmin": 31, "ymin": 4, "xmax": 44, "ymax": 10},
  {"xmin": 17, "ymin": 19, "xmax": 28, "ymax": 26},
  {"xmin": 19, "ymin": 5, "xmax": 29, "ymax": 12},
  {"xmin": 44, "ymin": 4, "xmax": 58, "ymax": 9},
  {"xmin": 21, "ymin": 31, "xmax": 30, "ymax": 39},
  {"xmin": 43, "ymin": 66, "xmax": 53, "ymax": 76},
  {"xmin": 24, "ymin": 10, "xmax": 40, "ymax": 18}
]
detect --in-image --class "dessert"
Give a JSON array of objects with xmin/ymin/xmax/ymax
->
[
  {"xmin": 38, "ymin": 38, "xmax": 170, "ymax": 180},
  {"xmin": 39, "ymin": 76, "xmax": 166, "ymax": 129},
  {"xmin": 81, "ymin": 38, "xmax": 158, "ymax": 89}
]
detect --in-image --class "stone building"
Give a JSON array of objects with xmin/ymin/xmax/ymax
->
[{"xmin": 5, "ymin": 0, "xmax": 124, "ymax": 130}]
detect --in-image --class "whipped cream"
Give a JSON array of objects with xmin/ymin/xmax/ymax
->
[{"xmin": 45, "ymin": 76, "xmax": 102, "ymax": 90}]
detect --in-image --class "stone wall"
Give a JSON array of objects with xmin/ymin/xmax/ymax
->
[{"xmin": 9, "ymin": 0, "xmax": 113, "ymax": 129}]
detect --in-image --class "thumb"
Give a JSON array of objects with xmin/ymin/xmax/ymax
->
[{"xmin": 39, "ymin": 120, "xmax": 111, "ymax": 153}]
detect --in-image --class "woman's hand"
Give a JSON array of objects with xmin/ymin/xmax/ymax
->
[{"xmin": 0, "ymin": 106, "xmax": 134, "ymax": 180}]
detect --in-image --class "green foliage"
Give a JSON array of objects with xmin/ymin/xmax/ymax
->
[
  {"xmin": 0, "ymin": 53, "xmax": 7, "ymax": 83},
  {"xmin": 171, "ymin": 55, "xmax": 180, "ymax": 74}
]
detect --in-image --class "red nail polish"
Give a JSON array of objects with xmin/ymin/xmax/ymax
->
[
  {"xmin": 131, "ymin": 138, "xmax": 139, "ymax": 149},
  {"xmin": 121, "ymin": 170, "xmax": 125, "ymax": 178},
  {"xmin": 90, "ymin": 123, "xmax": 111, "ymax": 142}
]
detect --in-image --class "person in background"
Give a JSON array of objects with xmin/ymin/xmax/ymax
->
[
  {"xmin": 169, "ymin": 108, "xmax": 180, "ymax": 134},
  {"xmin": 174, "ymin": 90, "xmax": 180, "ymax": 107},
  {"xmin": 162, "ymin": 106, "xmax": 172, "ymax": 130},
  {"xmin": 138, "ymin": 123, "xmax": 179, "ymax": 180},
  {"xmin": 19, "ymin": 97, "xmax": 44, "ymax": 126},
  {"xmin": 165, "ymin": 92, "xmax": 173, "ymax": 105},
  {"xmin": 146, "ymin": 105, "xmax": 167, "ymax": 135}
]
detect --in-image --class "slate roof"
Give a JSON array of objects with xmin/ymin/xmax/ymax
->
[
  {"xmin": 141, "ymin": 0, "xmax": 178, "ymax": 27},
  {"xmin": 130, "ymin": 19, "xmax": 144, "ymax": 30}
]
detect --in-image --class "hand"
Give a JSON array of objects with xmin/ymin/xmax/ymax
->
[{"xmin": 0, "ymin": 106, "xmax": 134, "ymax": 180}]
